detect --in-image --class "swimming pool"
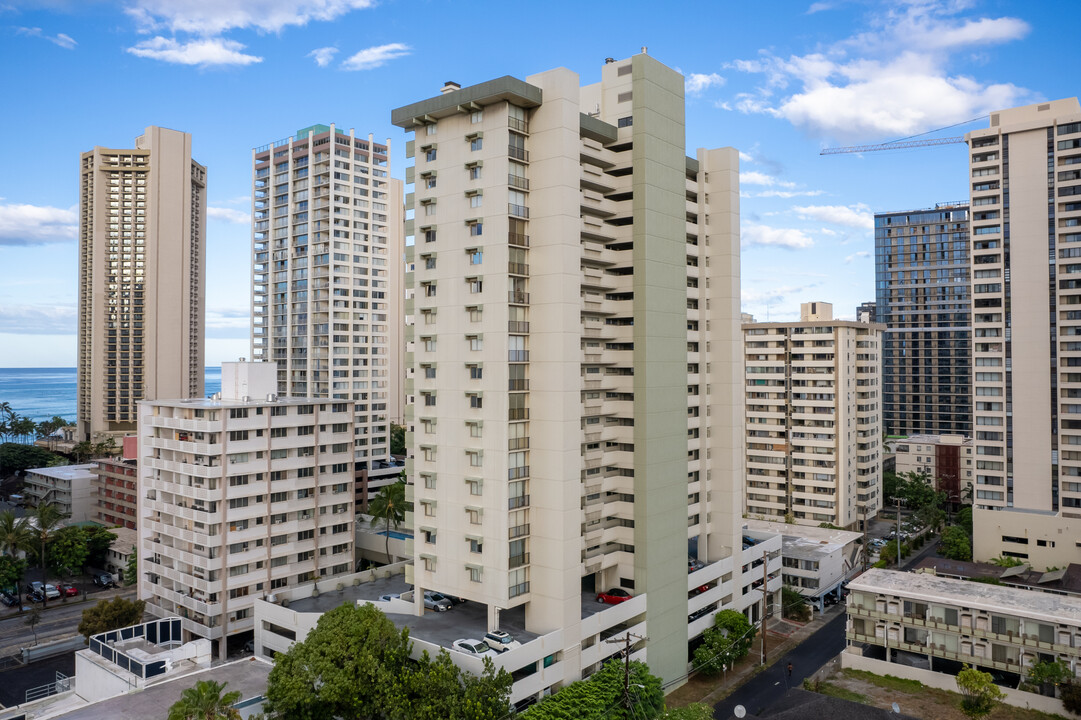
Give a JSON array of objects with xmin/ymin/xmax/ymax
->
[{"xmin": 377, "ymin": 530, "xmax": 412, "ymax": 540}]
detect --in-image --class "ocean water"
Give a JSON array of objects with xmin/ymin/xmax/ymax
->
[{"xmin": 0, "ymin": 367, "xmax": 222, "ymax": 423}]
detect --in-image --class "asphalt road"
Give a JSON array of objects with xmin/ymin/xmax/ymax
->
[
  {"xmin": 0, "ymin": 652, "xmax": 75, "ymax": 709},
  {"xmin": 713, "ymin": 611, "xmax": 848, "ymax": 719},
  {"xmin": 0, "ymin": 585, "xmax": 137, "ymax": 658}
]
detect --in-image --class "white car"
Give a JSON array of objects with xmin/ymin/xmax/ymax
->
[
  {"xmin": 483, "ymin": 630, "xmax": 522, "ymax": 653},
  {"xmin": 453, "ymin": 638, "xmax": 496, "ymax": 657},
  {"xmin": 379, "ymin": 593, "xmax": 401, "ymax": 602}
]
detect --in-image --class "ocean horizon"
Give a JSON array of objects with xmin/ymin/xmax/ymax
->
[{"xmin": 0, "ymin": 367, "xmax": 223, "ymax": 424}]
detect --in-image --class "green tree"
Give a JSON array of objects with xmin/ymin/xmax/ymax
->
[
  {"xmin": 1061, "ymin": 681, "xmax": 1081, "ymax": 715},
  {"xmin": 781, "ymin": 585, "xmax": 810, "ymax": 622},
  {"xmin": 264, "ymin": 603, "xmax": 413, "ymax": 720},
  {"xmin": 990, "ymin": 555, "xmax": 1024, "ymax": 568},
  {"xmin": 957, "ymin": 506, "xmax": 973, "ymax": 536},
  {"xmin": 882, "ymin": 470, "xmax": 901, "ymax": 504},
  {"xmin": 78, "ymin": 597, "xmax": 147, "ymax": 640},
  {"xmin": 957, "ymin": 664, "xmax": 1005, "ymax": 720},
  {"xmin": 0, "ymin": 509, "xmax": 32, "ymax": 556},
  {"xmin": 368, "ymin": 480, "xmax": 406, "ymax": 563},
  {"xmin": 390, "ymin": 423, "xmax": 406, "ymax": 456},
  {"xmin": 0, "ymin": 443, "xmax": 64, "ymax": 476},
  {"xmin": 0, "ymin": 554, "xmax": 28, "ymax": 592},
  {"xmin": 29, "ymin": 503, "xmax": 66, "ymax": 607},
  {"xmin": 521, "ymin": 659, "xmax": 663, "ymax": 720},
  {"xmin": 1028, "ymin": 659, "xmax": 1071, "ymax": 696},
  {"xmin": 693, "ymin": 610, "xmax": 755, "ymax": 675},
  {"xmin": 125, "ymin": 546, "xmax": 138, "ymax": 586},
  {"xmin": 26, "ymin": 607, "xmax": 41, "ymax": 645},
  {"xmin": 71, "ymin": 441, "xmax": 94, "ymax": 463},
  {"xmin": 659, "ymin": 705, "xmax": 714, "ymax": 720},
  {"xmin": 83, "ymin": 526, "xmax": 117, "ymax": 568},
  {"xmin": 167, "ymin": 679, "xmax": 241, "ymax": 720},
  {"xmin": 47, "ymin": 525, "xmax": 89, "ymax": 577},
  {"xmin": 386, "ymin": 648, "xmax": 512, "ymax": 720},
  {"xmin": 939, "ymin": 525, "xmax": 972, "ymax": 561}
]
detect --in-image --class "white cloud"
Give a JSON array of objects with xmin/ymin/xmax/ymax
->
[
  {"xmin": 0, "ymin": 304, "xmax": 75, "ymax": 334},
  {"xmin": 793, "ymin": 203, "xmax": 873, "ymax": 229},
  {"xmin": 127, "ymin": 36, "xmax": 262, "ymax": 66},
  {"xmin": 742, "ymin": 282, "xmax": 820, "ymax": 308},
  {"xmin": 738, "ymin": 151, "xmax": 754, "ymax": 163},
  {"xmin": 307, "ymin": 46, "xmax": 338, "ymax": 67},
  {"xmin": 0, "ymin": 202, "xmax": 77, "ymax": 245},
  {"xmin": 845, "ymin": 251, "xmax": 871, "ymax": 263},
  {"xmin": 740, "ymin": 171, "xmax": 795, "ymax": 188},
  {"xmin": 685, "ymin": 72, "xmax": 725, "ymax": 95},
  {"xmin": 731, "ymin": 1, "xmax": 1033, "ymax": 141},
  {"xmin": 742, "ymin": 224, "xmax": 814, "ymax": 250},
  {"xmin": 207, "ymin": 207, "xmax": 250, "ymax": 224},
  {"xmin": 16, "ymin": 27, "xmax": 76, "ymax": 49},
  {"xmin": 749, "ymin": 189, "xmax": 826, "ymax": 199},
  {"xmin": 126, "ymin": 0, "xmax": 375, "ymax": 35},
  {"xmin": 341, "ymin": 43, "xmax": 410, "ymax": 71},
  {"xmin": 807, "ymin": 2, "xmax": 833, "ymax": 13}
]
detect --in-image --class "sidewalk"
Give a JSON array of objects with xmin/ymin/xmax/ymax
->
[{"xmin": 666, "ymin": 603, "xmax": 847, "ymax": 707}]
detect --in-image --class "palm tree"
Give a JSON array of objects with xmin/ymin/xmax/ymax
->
[
  {"xmin": 30, "ymin": 503, "xmax": 66, "ymax": 608},
  {"xmin": 167, "ymin": 679, "xmax": 241, "ymax": 720},
  {"xmin": 0, "ymin": 510, "xmax": 32, "ymax": 557},
  {"xmin": 11, "ymin": 415, "xmax": 37, "ymax": 445},
  {"xmin": 368, "ymin": 481, "xmax": 406, "ymax": 564}
]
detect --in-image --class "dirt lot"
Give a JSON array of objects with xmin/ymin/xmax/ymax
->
[{"xmin": 814, "ymin": 667, "xmax": 1067, "ymax": 720}]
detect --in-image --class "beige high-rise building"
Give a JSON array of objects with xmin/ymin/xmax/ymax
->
[
  {"xmin": 965, "ymin": 99, "xmax": 1081, "ymax": 513},
  {"xmin": 743, "ymin": 302, "xmax": 883, "ymax": 529},
  {"xmin": 250, "ymin": 126, "xmax": 405, "ymax": 508},
  {"xmin": 137, "ymin": 362, "xmax": 355, "ymax": 658},
  {"xmin": 392, "ymin": 53, "xmax": 782, "ymax": 689},
  {"xmin": 78, "ymin": 126, "xmax": 206, "ymax": 442}
]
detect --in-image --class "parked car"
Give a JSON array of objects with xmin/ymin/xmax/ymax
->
[
  {"xmin": 688, "ymin": 558, "xmax": 706, "ymax": 572},
  {"xmin": 92, "ymin": 572, "xmax": 117, "ymax": 588},
  {"xmin": 441, "ymin": 594, "xmax": 468, "ymax": 605},
  {"xmin": 596, "ymin": 588, "xmax": 633, "ymax": 605},
  {"xmin": 378, "ymin": 593, "xmax": 401, "ymax": 602},
  {"xmin": 57, "ymin": 583, "xmax": 79, "ymax": 597},
  {"xmin": 690, "ymin": 583, "xmax": 710, "ymax": 596},
  {"xmin": 423, "ymin": 591, "xmax": 452, "ymax": 612},
  {"xmin": 689, "ymin": 605, "xmax": 714, "ymax": 622},
  {"xmin": 25, "ymin": 590, "xmax": 45, "ymax": 603},
  {"xmin": 483, "ymin": 630, "xmax": 522, "ymax": 653},
  {"xmin": 0, "ymin": 590, "xmax": 18, "ymax": 607},
  {"xmin": 452, "ymin": 639, "xmax": 496, "ymax": 657},
  {"xmin": 26, "ymin": 581, "xmax": 43, "ymax": 595},
  {"xmin": 42, "ymin": 584, "xmax": 60, "ymax": 599},
  {"xmin": 243, "ymin": 640, "xmax": 255, "ymax": 653}
]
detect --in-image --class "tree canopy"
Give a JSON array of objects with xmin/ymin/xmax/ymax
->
[
  {"xmin": 520, "ymin": 658, "xmax": 663, "ymax": 720},
  {"xmin": 0, "ymin": 443, "xmax": 65, "ymax": 476},
  {"xmin": 939, "ymin": 525, "xmax": 972, "ymax": 561},
  {"xmin": 78, "ymin": 597, "xmax": 147, "ymax": 640},
  {"xmin": 167, "ymin": 679, "xmax": 241, "ymax": 720},
  {"xmin": 692, "ymin": 609, "xmax": 756, "ymax": 675},
  {"xmin": 0, "ymin": 554, "xmax": 27, "ymax": 591},
  {"xmin": 263, "ymin": 602, "xmax": 512, "ymax": 720},
  {"xmin": 390, "ymin": 423, "xmax": 406, "ymax": 456},
  {"xmin": 956, "ymin": 665, "xmax": 1005, "ymax": 720},
  {"xmin": 47, "ymin": 525, "xmax": 90, "ymax": 576}
]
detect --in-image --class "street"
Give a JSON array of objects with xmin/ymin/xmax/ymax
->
[
  {"xmin": 713, "ymin": 611, "xmax": 847, "ymax": 719},
  {"xmin": 0, "ymin": 585, "xmax": 137, "ymax": 659}
]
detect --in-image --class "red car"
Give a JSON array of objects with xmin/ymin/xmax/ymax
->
[
  {"xmin": 596, "ymin": 588, "xmax": 632, "ymax": 605},
  {"xmin": 57, "ymin": 584, "xmax": 79, "ymax": 597}
]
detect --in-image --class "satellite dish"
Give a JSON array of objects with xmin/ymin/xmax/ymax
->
[
  {"xmin": 892, "ymin": 702, "xmax": 900, "ymax": 714},
  {"xmin": 734, "ymin": 706, "xmax": 746, "ymax": 718}
]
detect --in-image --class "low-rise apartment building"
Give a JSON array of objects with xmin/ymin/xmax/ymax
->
[
  {"xmin": 92, "ymin": 457, "xmax": 138, "ymax": 529},
  {"xmin": 744, "ymin": 518, "xmax": 863, "ymax": 607},
  {"xmin": 744, "ymin": 302, "xmax": 883, "ymax": 529},
  {"xmin": 847, "ymin": 568, "xmax": 1081, "ymax": 682},
  {"xmin": 973, "ymin": 506, "xmax": 1081, "ymax": 570},
  {"xmin": 889, "ymin": 434, "xmax": 973, "ymax": 504},
  {"xmin": 23, "ymin": 464, "xmax": 97, "ymax": 522},
  {"xmin": 137, "ymin": 361, "xmax": 355, "ymax": 658}
]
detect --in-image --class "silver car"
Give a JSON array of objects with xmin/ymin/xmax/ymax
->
[
  {"xmin": 423, "ymin": 591, "xmax": 452, "ymax": 612},
  {"xmin": 453, "ymin": 638, "xmax": 496, "ymax": 657}
]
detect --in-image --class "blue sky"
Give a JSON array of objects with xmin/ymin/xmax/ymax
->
[{"xmin": 0, "ymin": 0, "xmax": 1071, "ymax": 367}]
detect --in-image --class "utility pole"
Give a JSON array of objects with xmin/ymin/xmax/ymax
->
[
  {"xmin": 604, "ymin": 631, "xmax": 647, "ymax": 713},
  {"xmin": 761, "ymin": 549, "xmax": 770, "ymax": 665},
  {"xmin": 861, "ymin": 504, "xmax": 868, "ymax": 573},
  {"xmin": 896, "ymin": 497, "xmax": 903, "ymax": 570}
]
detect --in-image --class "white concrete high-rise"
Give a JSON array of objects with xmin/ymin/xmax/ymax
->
[
  {"xmin": 392, "ymin": 53, "xmax": 781, "ymax": 689},
  {"xmin": 78, "ymin": 126, "xmax": 206, "ymax": 441},
  {"xmin": 250, "ymin": 125, "xmax": 405, "ymax": 508}
]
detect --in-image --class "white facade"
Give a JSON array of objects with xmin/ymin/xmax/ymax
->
[
  {"xmin": 23, "ymin": 464, "xmax": 97, "ymax": 522},
  {"xmin": 743, "ymin": 304, "xmax": 884, "ymax": 529},
  {"xmin": 744, "ymin": 518, "xmax": 863, "ymax": 601},
  {"xmin": 250, "ymin": 125, "xmax": 405, "ymax": 508},
  {"xmin": 137, "ymin": 361, "xmax": 355, "ymax": 658}
]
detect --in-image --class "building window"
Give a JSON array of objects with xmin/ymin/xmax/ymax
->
[
  {"xmin": 422, "ymin": 555, "xmax": 436, "ymax": 571},
  {"xmin": 424, "ymin": 228, "xmax": 436, "ymax": 243},
  {"xmin": 424, "ymin": 365, "xmax": 436, "ymax": 379},
  {"xmin": 469, "ymin": 538, "xmax": 483, "ymax": 553},
  {"xmin": 466, "ymin": 507, "xmax": 482, "ymax": 524},
  {"xmin": 469, "ymin": 165, "xmax": 482, "ymax": 180},
  {"xmin": 422, "ymin": 392, "xmax": 436, "ymax": 407},
  {"xmin": 470, "ymin": 137, "xmax": 483, "ymax": 151},
  {"xmin": 468, "ymin": 278, "xmax": 483, "ymax": 294},
  {"xmin": 467, "ymin": 449, "xmax": 482, "ymax": 465},
  {"xmin": 468, "ymin": 336, "xmax": 483, "ymax": 351},
  {"xmin": 424, "ymin": 202, "xmax": 436, "ymax": 217},
  {"xmin": 469, "ymin": 222, "xmax": 482, "ymax": 237},
  {"xmin": 425, "ymin": 147, "xmax": 437, "ymax": 162},
  {"xmin": 425, "ymin": 124, "xmax": 436, "ymax": 136},
  {"xmin": 423, "ymin": 473, "xmax": 436, "ymax": 489},
  {"xmin": 469, "ymin": 364, "xmax": 483, "ymax": 379},
  {"xmin": 470, "ymin": 194, "xmax": 482, "ymax": 208},
  {"xmin": 469, "ymin": 249, "xmax": 483, "ymax": 265},
  {"xmin": 423, "ymin": 337, "xmax": 437, "ymax": 352},
  {"xmin": 468, "ymin": 394, "xmax": 483, "ymax": 410},
  {"xmin": 470, "ymin": 110, "xmax": 483, "ymax": 124},
  {"xmin": 422, "ymin": 528, "xmax": 436, "ymax": 543}
]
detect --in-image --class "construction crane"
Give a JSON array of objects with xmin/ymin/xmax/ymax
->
[
  {"xmin": 820, "ymin": 135, "xmax": 965, "ymax": 155},
  {"xmin": 819, "ymin": 115, "xmax": 986, "ymax": 155}
]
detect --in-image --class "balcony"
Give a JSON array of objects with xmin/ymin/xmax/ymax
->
[
  {"xmin": 508, "ymin": 175, "xmax": 529, "ymax": 191},
  {"xmin": 508, "ymin": 464, "xmax": 530, "ymax": 479},
  {"xmin": 508, "ymin": 321, "xmax": 530, "ymax": 333},
  {"xmin": 509, "ymin": 523, "xmax": 530, "ymax": 539},
  {"xmin": 508, "ymin": 262, "xmax": 530, "ymax": 275},
  {"xmin": 508, "ymin": 146, "xmax": 529, "ymax": 162},
  {"xmin": 509, "ymin": 581, "xmax": 530, "ymax": 598},
  {"xmin": 508, "ymin": 291, "xmax": 530, "ymax": 305},
  {"xmin": 509, "ymin": 553, "xmax": 530, "ymax": 569},
  {"xmin": 509, "ymin": 379, "xmax": 529, "ymax": 391},
  {"xmin": 508, "ymin": 203, "xmax": 530, "ymax": 218},
  {"xmin": 508, "ymin": 117, "xmax": 529, "ymax": 134},
  {"xmin": 508, "ymin": 437, "xmax": 529, "ymax": 451},
  {"xmin": 508, "ymin": 408, "xmax": 530, "ymax": 421},
  {"xmin": 508, "ymin": 233, "xmax": 530, "ymax": 247},
  {"xmin": 508, "ymin": 350, "xmax": 529, "ymax": 362},
  {"xmin": 508, "ymin": 495, "xmax": 530, "ymax": 510}
]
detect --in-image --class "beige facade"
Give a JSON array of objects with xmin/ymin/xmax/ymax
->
[
  {"xmin": 890, "ymin": 434, "xmax": 974, "ymax": 503},
  {"xmin": 23, "ymin": 464, "xmax": 97, "ymax": 522},
  {"xmin": 250, "ymin": 126, "xmax": 405, "ymax": 507},
  {"xmin": 965, "ymin": 99, "xmax": 1081, "ymax": 513},
  {"xmin": 137, "ymin": 361, "xmax": 355, "ymax": 658},
  {"xmin": 744, "ymin": 303, "xmax": 883, "ymax": 529},
  {"xmin": 847, "ymin": 568, "xmax": 1081, "ymax": 685},
  {"xmin": 392, "ymin": 52, "xmax": 777, "ymax": 690},
  {"xmin": 78, "ymin": 126, "xmax": 206, "ymax": 442},
  {"xmin": 973, "ymin": 506, "xmax": 1081, "ymax": 569}
]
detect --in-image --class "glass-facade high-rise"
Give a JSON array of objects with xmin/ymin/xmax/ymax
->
[{"xmin": 875, "ymin": 204, "xmax": 971, "ymax": 437}]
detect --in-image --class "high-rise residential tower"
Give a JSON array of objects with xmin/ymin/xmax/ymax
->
[
  {"xmin": 743, "ymin": 302, "xmax": 883, "ymax": 529},
  {"xmin": 874, "ymin": 203, "xmax": 971, "ymax": 437},
  {"xmin": 137, "ymin": 362, "xmax": 355, "ymax": 658},
  {"xmin": 966, "ymin": 98, "xmax": 1081, "ymax": 513},
  {"xmin": 392, "ymin": 53, "xmax": 782, "ymax": 690},
  {"xmin": 250, "ymin": 126, "xmax": 405, "ymax": 506},
  {"xmin": 78, "ymin": 126, "xmax": 206, "ymax": 441}
]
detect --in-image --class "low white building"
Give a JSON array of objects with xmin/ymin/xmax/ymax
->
[
  {"xmin": 23, "ymin": 464, "xmax": 97, "ymax": 522},
  {"xmin": 104, "ymin": 526, "xmax": 137, "ymax": 584},
  {"xmin": 744, "ymin": 519, "xmax": 863, "ymax": 608}
]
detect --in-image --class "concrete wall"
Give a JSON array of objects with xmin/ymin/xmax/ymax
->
[
  {"xmin": 842, "ymin": 647, "xmax": 1068, "ymax": 716},
  {"xmin": 972, "ymin": 507, "xmax": 1079, "ymax": 568}
]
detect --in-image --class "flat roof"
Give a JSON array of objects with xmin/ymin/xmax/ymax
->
[
  {"xmin": 743, "ymin": 519, "xmax": 862, "ymax": 554},
  {"xmin": 142, "ymin": 395, "xmax": 339, "ymax": 410},
  {"xmin": 851, "ymin": 568, "xmax": 1081, "ymax": 623},
  {"xmin": 892, "ymin": 434, "xmax": 972, "ymax": 446},
  {"xmin": 26, "ymin": 464, "xmax": 97, "ymax": 481},
  {"xmin": 391, "ymin": 76, "xmax": 543, "ymax": 128}
]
